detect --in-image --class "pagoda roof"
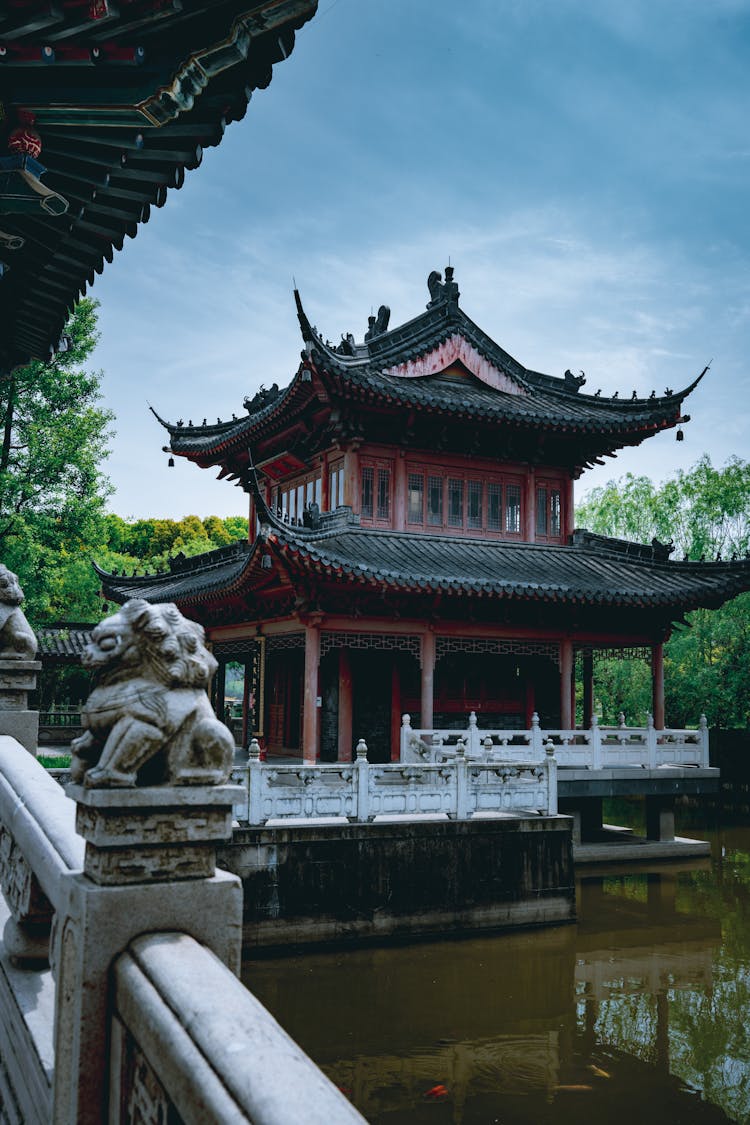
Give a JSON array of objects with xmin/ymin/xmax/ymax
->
[
  {"xmin": 96, "ymin": 520, "xmax": 750, "ymax": 616},
  {"xmin": 157, "ymin": 269, "xmax": 705, "ymax": 470},
  {"xmin": 0, "ymin": 0, "xmax": 318, "ymax": 368}
]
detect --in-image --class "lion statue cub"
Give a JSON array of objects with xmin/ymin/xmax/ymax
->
[{"xmin": 71, "ymin": 599, "xmax": 234, "ymax": 789}]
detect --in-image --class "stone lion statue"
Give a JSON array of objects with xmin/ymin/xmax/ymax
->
[
  {"xmin": 0, "ymin": 565, "xmax": 37, "ymax": 660},
  {"xmin": 70, "ymin": 599, "xmax": 234, "ymax": 788}
]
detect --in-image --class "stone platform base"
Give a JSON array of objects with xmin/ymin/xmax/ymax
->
[
  {"xmin": 222, "ymin": 814, "xmax": 575, "ymax": 953},
  {"xmin": 574, "ymin": 825, "xmax": 711, "ymax": 865}
]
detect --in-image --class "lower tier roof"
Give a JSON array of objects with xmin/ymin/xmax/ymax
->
[{"xmin": 96, "ymin": 524, "xmax": 750, "ymax": 620}]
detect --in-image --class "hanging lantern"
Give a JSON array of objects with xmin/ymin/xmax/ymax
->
[{"xmin": 8, "ymin": 122, "xmax": 42, "ymax": 161}]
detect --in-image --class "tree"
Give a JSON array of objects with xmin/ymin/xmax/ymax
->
[
  {"xmin": 576, "ymin": 456, "xmax": 750, "ymax": 728},
  {"xmin": 0, "ymin": 300, "xmax": 114, "ymax": 622},
  {"xmin": 577, "ymin": 455, "xmax": 750, "ymax": 559},
  {"xmin": 0, "ymin": 298, "xmax": 114, "ymax": 545}
]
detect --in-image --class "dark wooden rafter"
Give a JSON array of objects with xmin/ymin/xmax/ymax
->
[{"xmin": 0, "ymin": 0, "xmax": 319, "ymax": 368}]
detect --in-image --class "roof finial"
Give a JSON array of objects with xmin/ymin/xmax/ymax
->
[
  {"xmin": 426, "ymin": 267, "xmax": 459, "ymax": 309},
  {"xmin": 293, "ymin": 286, "xmax": 314, "ymax": 343}
]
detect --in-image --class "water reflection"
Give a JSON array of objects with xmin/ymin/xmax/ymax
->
[{"xmin": 243, "ymin": 825, "xmax": 750, "ymax": 1124}]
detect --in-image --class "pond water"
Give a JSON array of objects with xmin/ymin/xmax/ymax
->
[{"xmin": 242, "ymin": 813, "xmax": 750, "ymax": 1124}]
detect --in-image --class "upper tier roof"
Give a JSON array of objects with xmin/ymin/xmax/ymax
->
[
  {"xmin": 0, "ymin": 0, "xmax": 318, "ymax": 368},
  {"xmin": 157, "ymin": 266, "xmax": 706, "ymax": 471}
]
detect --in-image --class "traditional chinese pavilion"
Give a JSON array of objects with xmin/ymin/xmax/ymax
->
[{"xmin": 99, "ymin": 268, "xmax": 750, "ymax": 763}]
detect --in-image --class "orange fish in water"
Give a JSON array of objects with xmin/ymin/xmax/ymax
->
[
  {"xmin": 587, "ymin": 1064, "xmax": 611, "ymax": 1079},
  {"xmin": 424, "ymin": 1084, "xmax": 449, "ymax": 1099},
  {"xmin": 554, "ymin": 1084, "xmax": 593, "ymax": 1093}
]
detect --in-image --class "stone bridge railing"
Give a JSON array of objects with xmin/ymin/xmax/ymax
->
[
  {"xmin": 0, "ymin": 734, "xmax": 364, "ymax": 1125},
  {"xmin": 232, "ymin": 737, "xmax": 558, "ymax": 824},
  {"xmin": 0, "ymin": 593, "xmax": 364, "ymax": 1125},
  {"xmin": 401, "ymin": 711, "xmax": 710, "ymax": 770}
]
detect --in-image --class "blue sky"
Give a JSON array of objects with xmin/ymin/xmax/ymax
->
[{"xmin": 90, "ymin": 0, "xmax": 750, "ymax": 520}]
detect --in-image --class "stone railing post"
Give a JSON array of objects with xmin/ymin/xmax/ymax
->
[
  {"xmin": 49, "ymin": 600, "xmax": 243, "ymax": 1125},
  {"xmin": 544, "ymin": 740, "xmax": 558, "ymax": 815},
  {"xmin": 0, "ymin": 655, "xmax": 42, "ymax": 755},
  {"xmin": 0, "ymin": 584, "xmax": 46, "ymax": 961},
  {"xmin": 355, "ymin": 738, "xmax": 369, "ymax": 822},
  {"xmin": 647, "ymin": 712, "xmax": 658, "ymax": 768},
  {"xmin": 530, "ymin": 711, "xmax": 543, "ymax": 758},
  {"xmin": 0, "ymin": 565, "xmax": 41, "ymax": 756},
  {"xmin": 400, "ymin": 713, "xmax": 412, "ymax": 759},
  {"xmin": 468, "ymin": 710, "xmax": 480, "ymax": 756},
  {"xmin": 247, "ymin": 737, "xmax": 263, "ymax": 824},
  {"xmin": 590, "ymin": 713, "xmax": 602, "ymax": 770},
  {"xmin": 455, "ymin": 738, "xmax": 469, "ymax": 820},
  {"xmin": 699, "ymin": 713, "xmax": 710, "ymax": 767}
]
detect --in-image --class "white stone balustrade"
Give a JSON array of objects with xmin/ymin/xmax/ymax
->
[
  {"xmin": 239, "ymin": 737, "xmax": 558, "ymax": 825},
  {"xmin": 400, "ymin": 711, "xmax": 709, "ymax": 770}
]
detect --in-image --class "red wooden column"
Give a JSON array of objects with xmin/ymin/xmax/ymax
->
[
  {"xmin": 560, "ymin": 639, "xmax": 573, "ymax": 729},
  {"xmin": 652, "ymin": 642, "xmax": 665, "ymax": 729},
  {"xmin": 302, "ymin": 622, "xmax": 321, "ymax": 762},
  {"xmin": 582, "ymin": 651, "xmax": 594, "ymax": 727},
  {"xmin": 343, "ymin": 447, "xmax": 359, "ymax": 509},
  {"xmin": 421, "ymin": 631, "xmax": 436, "ymax": 730},
  {"xmin": 337, "ymin": 648, "xmax": 353, "ymax": 761}
]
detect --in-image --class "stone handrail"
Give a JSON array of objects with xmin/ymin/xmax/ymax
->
[
  {"xmin": 401, "ymin": 711, "xmax": 710, "ymax": 769},
  {"xmin": 113, "ymin": 932, "xmax": 365, "ymax": 1124},
  {"xmin": 0, "ymin": 734, "xmax": 83, "ymax": 918},
  {"xmin": 239, "ymin": 738, "xmax": 558, "ymax": 824}
]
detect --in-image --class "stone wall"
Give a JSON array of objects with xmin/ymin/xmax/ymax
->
[{"xmin": 221, "ymin": 815, "xmax": 575, "ymax": 952}]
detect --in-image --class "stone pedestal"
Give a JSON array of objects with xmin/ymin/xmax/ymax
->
[
  {"xmin": 0, "ymin": 659, "xmax": 41, "ymax": 755},
  {"xmin": 52, "ymin": 782, "xmax": 244, "ymax": 1125},
  {"xmin": 71, "ymin": 784, "xmax": 239, "ymax": 885}
]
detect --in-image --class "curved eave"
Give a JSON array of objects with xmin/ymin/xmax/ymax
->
[
  {"xmin": 160, "ymin": 367, "xmax": 319, "ymax": 464},
  {"xmin": 297, "ymin": 294, "xmax": 708, "ymax": 423},
  {"xmin": 97, "ymin": 527, "xmax": 750, "ymax": 614},
  {"xmin": 95, "ymin": 541, "xmax": 258, "ymax": 606},
  {"xmin": 270, "ymin": 534, "xmax": 750, "ymax": 609},
  {"xmin": 1, "ymin": 1, "xmax": 318, "ymax": 368},
  {"xmin": 316, "ymin": 360, "xmax": 686, "ymax": 439}
]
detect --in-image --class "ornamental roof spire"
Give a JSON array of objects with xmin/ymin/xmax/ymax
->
[{"xmin": 427, "ymin": 265, "xmax": 460, "ymax": 308}]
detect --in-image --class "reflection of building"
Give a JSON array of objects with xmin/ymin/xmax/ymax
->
[
  {"xmin": 246, "ymin": 870, "xmax": 725, "ymax": 1123},
  {"xmin": 99, "ymin": 269, "xmax": 750, "ymax": 763}
]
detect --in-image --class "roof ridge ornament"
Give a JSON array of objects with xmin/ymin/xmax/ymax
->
[
  {"xmin": 564, "ymin": 369, "xmax": 586, "ymax": 393},
  {"xmin": 365, "ymin": 305, "xmax": 391, "ymax": 342},
  {"xmin": 426, "ymin": 265, "xmax": 460, "ymax": 309}
]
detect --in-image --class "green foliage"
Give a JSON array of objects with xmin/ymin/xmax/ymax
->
[
  {"xmin": 577, "ymin": 456, "xmax": 750, "ymax": 728},
  {"xmin": 0, "ymin": 299, "xmax": 114, "ymax": 544},
  {"xmin": 577, "ymin": 656, "xmax": 652, "ymax": 726},
  {"xmin": 666, "ymin": 594, "xmax": 750, "ymax": 727},
  {"xmin": 0, "ymin": 300, "xmax": 115, "ymax": 621},
  {"xmin": 577, "ymin": 454, "xmax": 750, "ymax": 559}
]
